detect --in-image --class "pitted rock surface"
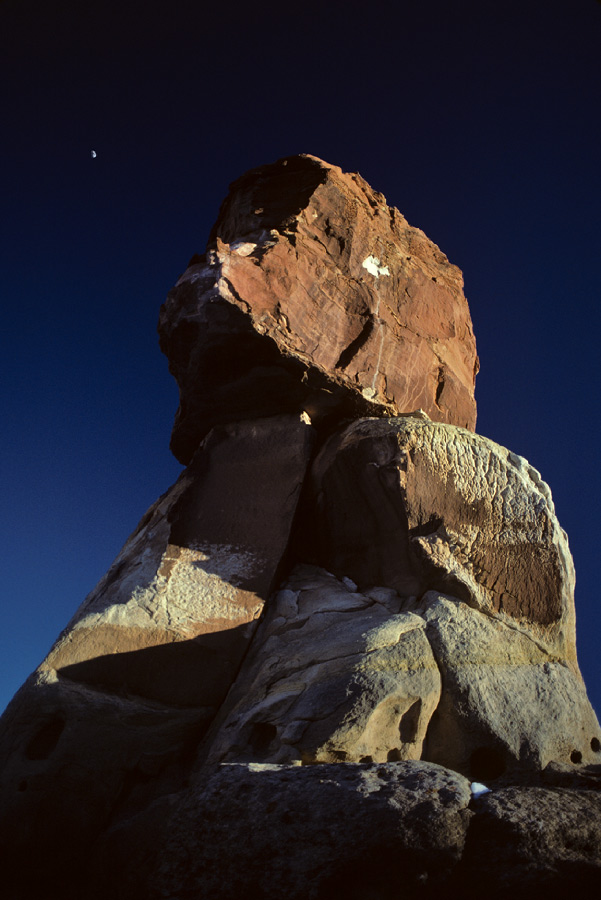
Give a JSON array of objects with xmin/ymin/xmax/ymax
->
[
  {"xmin": 151, "ymin": 761, "xmax": 473, "ymax": 900},
  {"xmin": 159, "ymin": 154, "xmax": 478, "ymax": 464},
  {"xmin": 201, "ymin": 565, "xmax": 441, "ymax": 766},
  {"xmin": 200, "ymin": 566, "xmax": 600, "ymax": 778}
]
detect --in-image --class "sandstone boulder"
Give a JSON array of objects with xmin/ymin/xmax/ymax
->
[
  {"xmin": 199, "ymin": 414, "xmax": 597, "ymax": 778},
  {"xmin": 200, "ymin": 568, "xmax": 600, "ymax": 779},
  {"xmin": 458, "ymin": 784, "xmax": 601, "ymax": 898},
  {"xmin": 307, "ymin": 416, "xmax": 577, "ymax": 664},
  {"xmin": 202, "ymin": 565, "xmax": 441, "ymax": 766},
  {"xmin": 159, "ymin": 154, "xmax": 478, "ymax": 464},
  {"xmin": 1, "ymin": 154, "xmax": 600, "ymax": 900},
  {"xmin": 420, "ymin": 592, "xmax": 600, "ymax": 777},
  {"xmin": 152, "ymin": 761, "xmax": 473, "ymax": 900},
  {"xmin": 88, "ymin": 761, "xmax": 601, "ymax": 900}
]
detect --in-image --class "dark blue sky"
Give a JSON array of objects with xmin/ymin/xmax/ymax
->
[{"xmin": 1, "ymin": 0, "xmax": 600, "ymax": 716}]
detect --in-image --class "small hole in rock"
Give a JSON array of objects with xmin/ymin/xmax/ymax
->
[
  {"xmin": 249, "ymin": 722, "xmax": 277, "ymax": 755},
  {"xmin": 330, "ymin": 750, "xmax": 348, "ymax": 761},
  {"xmin": 469, "ymin": 747, "xmax": 506, "ymax": 781},
  {"xmin": 25, "ymin": 717, "xmax": 65, "ymax": 760},
  {"xmin": 570, "ymin": 750, "xmax": 583, "ymax": 764},
  {"xmin": 387, "ymin": 748, "xmax": 402, "ymax": 762},
  {"xmin": 360, "ymin": 756, "xmax": 373, "ymax": 764},
  {"xmin": 591, "ymin": 738, "xmax": 601, "ymax": 753},
  {"xmin": 17, "ymin": 780, "xmax": 27, "ymax": 792}
]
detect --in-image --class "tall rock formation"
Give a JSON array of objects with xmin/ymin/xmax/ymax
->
[{"xmin": 0, "ymin": 155, "xmax": 599, "ymax": 900}]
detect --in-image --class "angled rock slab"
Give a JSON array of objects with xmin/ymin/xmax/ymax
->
[
  {"xmin": 0, "ymin": 414, "xmax": 314, "ymax": 897},
  {"xmin": 202, "ymin": 565, "xmax": 441, "ymax": 765},
  {"xmin": 159, "ymin": 154, "xmax": 478, "ymax": 463},
  {"xmin": 41, "ymin": 414, "xmax": 314, "ymax": 707}
]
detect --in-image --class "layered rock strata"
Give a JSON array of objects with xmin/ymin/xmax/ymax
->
[{"xmin": 0, "ymin": 155, "xmax": 599, "ymax": 900}]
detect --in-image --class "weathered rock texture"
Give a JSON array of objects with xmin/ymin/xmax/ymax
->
[
  {"xmin": 159, "ymin": 154, "xmax": 478, "ymax": 464},
  {"xmin": 202, "ymin": 565, "xmax": 442, "ymax": 767},
  {"xmin": 307, "ymin": 417, "xmax": 575, "ymax": 661},
  {"xmin": 147, "ymin": 763, "xmax": 601, "ymax": 900},
  {"xmin": 0, "ymin": 156, "xmax": 599, "ymax": 900},
  {"xmin": 0, "ymin": 414, "xmax": 314, "ymax": 897},
  {"xmin": 152, "ymin": 761, "xmax": 474, "ymax": 900}
]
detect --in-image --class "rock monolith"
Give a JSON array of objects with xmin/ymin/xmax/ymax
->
[{"xmin": 0, "ymin": 155, "xmax": 599, "ymax": 900}]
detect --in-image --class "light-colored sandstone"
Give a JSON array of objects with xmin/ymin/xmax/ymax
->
[
  {"xmin": 309, "ymin": 416, "xmax": 577, "ymax": 665},
  {"xmin": 420, "ymin": 593, "xmax": 601, "ymax": 776},
  {"xmin": 202, "ymin": 565, "xmax": 441, "ymax": 765},
  {"xmin": 200, "ymin": 568, "xmax": 600, "ymax": 779}
]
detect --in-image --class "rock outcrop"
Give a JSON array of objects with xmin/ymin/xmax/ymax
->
[
  {"xmin": 0, "ymin": 155, "xmax": 599, "ymax": 900},
  {"xmin": 159, "ymin": 154, "xmax": 478, "ymax": 464}
]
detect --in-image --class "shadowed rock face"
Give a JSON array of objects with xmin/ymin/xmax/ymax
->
[
  {"xmin": 1, "ymin": 157, "xmax": 600, "ymax": 900},
  {"xmin": 159, "ymin": 154, "xmax": 478, "ymax": 464}
]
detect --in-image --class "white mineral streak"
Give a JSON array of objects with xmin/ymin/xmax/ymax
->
[{"xmin": 362, "ymin": 255, "xmax": 390, "ymax": 277}]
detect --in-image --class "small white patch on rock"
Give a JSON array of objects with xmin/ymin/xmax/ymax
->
[
  {"xmin": 229, "ymin": 241, "xmax": 257, "ymax": 257},
  {"xmin": 362, "ymin": 256, "xmax": 390, "ymax": 278},
  {"xmin": 470, "ymin": 782, "xmax": 491, "ymax": 798}
]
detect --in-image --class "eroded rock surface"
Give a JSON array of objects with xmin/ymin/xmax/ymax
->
[
  {"xmin": 308, "ymin": 416, "xmax": 577, "ymax": 664},
  {"xmin": 159, "ymin": 154, "xmax": 478, "ymax": 464},
  {"xmin": 202, "ymin": 565, "xmax": 441, "ymax": 766},
  {"xmin": 201, "ymin": 566, "xmax": 600, "ymax": 778},
  {"xmin": 459, "ymin": 784, "xmax": 601, "ymax": 898},
  {"xmin": 87, "ymin": 761, "xmax": 601, "ymax": 900},
  {"xmin": 421, "ymin": 592, "xmax": 600, "ymax": 777}
]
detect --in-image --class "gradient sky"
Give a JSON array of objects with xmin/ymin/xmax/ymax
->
[{"xmin": 1, "ymin": 0, "xmax": 600, "ymax": 717}]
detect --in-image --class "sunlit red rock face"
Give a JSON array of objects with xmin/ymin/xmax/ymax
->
[{"xmin": 159, "ymin": 154, "xmax": 479, "ymax": 464}]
